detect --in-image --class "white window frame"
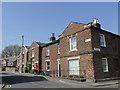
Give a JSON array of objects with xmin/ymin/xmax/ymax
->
[
  {"xmin": 102, "ymin": 58, "xmax": 108, "ymax": 72},
  {"xmin": 46, "ymin": 46, "xmax": 50, "ymax": 56},
  {"xmin": 100, "ymin": 34, "xmax": 106, "ymax": 47},
  {"xmin": 46, "ymin": 61, "xmax": 50, "ymax": 71},
  {"xmin": 32, "ymin": 49, "xmax": 34, "ymax": 57},
  {"xmin": 69, "ymin": 37, "xmax": 77, "ymax": 51},
  {"xmin": 69, "ymin": 59, "xmax": 79, "ymax": 75},
  {"xmin": 58, "ymin": 43, "xmax": 60, "ymax": 54}
]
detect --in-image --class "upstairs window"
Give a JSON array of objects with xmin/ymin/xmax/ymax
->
[
  {"xmin": 46, "ymin": 46, "xmax": 49, "ymax": 56},
  {"xmin": 32, "ymin": 49, "xmax": 34, "ymax": 57},
  {"xmin": 58, "ymin": 43, "xmax": 60, "ymax": 54},
  {"xmin": 69, "ymin": 37, "xmax": 77, "ymax": 51},
  {"xmin": 102, "ymin": 58, "xmax": 108, "ymax": 72},
  {"xmin": 100, "ymin": 34, "xmax": 106, "ymax": 47},
  {"xmin": 46, "ymin": 62, "xmax": 50, "ymax": 71}
]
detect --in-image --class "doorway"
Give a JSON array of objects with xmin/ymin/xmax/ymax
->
[{"xmin": 58, "ymin": 61, "xmax": 61, "ymax": 77}]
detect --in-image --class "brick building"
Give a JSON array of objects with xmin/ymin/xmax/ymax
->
[
  {"xmin": 19, "ymin": 46, "xmax": 30, "ymax": 73},
  {"xmin": 19, "ymin": 18, "xmax": 120, "ymax": 82},
  {"xmin": 58, "ymin": 18, "xmax": 120, "ymax": 82},
  {"xmin": 28, "ymin": 42, "xmax": 45, "ymax": 71},
  {"xmin": 42, "ymin": 33, "xmax": 60, "ymax": 76}
]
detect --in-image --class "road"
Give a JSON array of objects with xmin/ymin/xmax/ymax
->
[
  {"xmin": 1, "ymin": 72, "xmax": 120, "ymax": 88},
  {"xmin": 1, "ymin": 72, "xmax": 75, "ymax": 88}
]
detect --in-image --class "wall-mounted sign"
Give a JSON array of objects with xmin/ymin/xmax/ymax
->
[
  {"xmin": 94, "ymin": 48, "xmax": 100, "ymax": 51},
  {"xmin": 85, "ymin": 38, "xmax": 91, "ymax": 43}
]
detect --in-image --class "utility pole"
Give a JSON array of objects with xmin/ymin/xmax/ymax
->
[
  {"xmin": 20, "ymin": 35, "xmax": 24, "ymax": 73},
  {"xmin": 22, "ymin": 35, "xmax": 24, "ymax": 47}
]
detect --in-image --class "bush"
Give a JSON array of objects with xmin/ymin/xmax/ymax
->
[
  {"xmin": 69, "ymin": 75, "xmax": 73, "ymax": 78},
  {"xmin": 34, "ymin": 69, "xmax": 38, "ymax": 72},
  {"xmin": 80, "ymin": 75, "xmax": 84, "ymax": 78},
  {"xmin": 73, "ymin": 75, "xmax": 79, "ymax": 78},
  {"xmin": 62, "ymin": 75, "xmax": 67, "ymax": 78},
  {"xmin": 25, "ymin": 67, "xmax": 28, "ymax": 73},
  {"xmin": 29, "ymin": 70, "xmax": 34, "ymax": 74}
]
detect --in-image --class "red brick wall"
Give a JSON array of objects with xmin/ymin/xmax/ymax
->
[
  {"xmin": 42, "ymin": 42, "xmax": 60, "ymax": 75},
  {"xmin": 28, "ymin": 42, "xmax": 40, "ymax": 62},
  {"xmin": 91, "ymin": 27, "xmax": 120, "ymax": 80},
  {"xmin": 59, "ymin": 23, "xmax": 95, "ymax": 81},
  {"xmin": 19, "ymin": 46, "xmax": 28, "ymax": 72},
  {"xmin": 28, "ymin": 42, "xmax": 41, "ymax": 70}
]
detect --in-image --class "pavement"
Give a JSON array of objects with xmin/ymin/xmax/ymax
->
[
  {"xmin": 13, "ymin": 72, "xmax": 120, "ymax": 88},
  {"xmin": 1, "ymin": 71, "xmax": 120, "ymax": 88}
]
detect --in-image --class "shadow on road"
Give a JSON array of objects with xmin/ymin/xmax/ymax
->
[
  {"xmin": 0, "ymin": 73, "xmax": 9, "ymax": 75},
  {"xmin": 2, "ymin": 75, "xmax": 48, "ymax": 85}
]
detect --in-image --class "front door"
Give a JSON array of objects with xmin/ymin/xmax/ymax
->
[
  {"xmin": 22, "ymin": 64, "xmax": 24, "ymax": 72},
  {"xmin": 58, "ymin": 61, "xmax": 61, "ymax": 77}
]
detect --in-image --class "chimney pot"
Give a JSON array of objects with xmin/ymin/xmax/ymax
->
[{"xmin": 93, "ymin": 18, "xmax": 101, "ymax": 29}]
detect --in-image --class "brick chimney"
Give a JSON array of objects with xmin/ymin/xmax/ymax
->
[
  {"xmin": 50, "ymin": 33, "xmax": 56, "ymax": 42},
  {"xmin": 93, "ymin": 18, "xmax": 101, "ymax": 29}
]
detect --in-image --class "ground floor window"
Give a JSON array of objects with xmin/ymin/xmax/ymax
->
[
  {"xmin": 69, "ymin": 59, "xmax": 79, "ymax": 75},
  {"xmin": 46, "ymin": 62, "xmax": 50, "ymax": 71},
  {"xmin": 102, "ymin": 58, "xmax": 108, "ymax": 72}
]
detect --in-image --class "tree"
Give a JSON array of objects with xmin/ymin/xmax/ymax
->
[{"xmin": 1, "ymin": 45, "xmax": 21, "ymax": 58}]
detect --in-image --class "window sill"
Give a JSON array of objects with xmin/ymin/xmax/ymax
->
[
  {"xmin": 69, "ymin": 49, "xmax": 78, "ymax": 53},
  {"xmin": 100, "ymin": 45, "xmax": 106, "ymax": 48},
  {"xmin": 46, "ymin": 56, "xmax": 50, "ymax": 57},
  {"xmin": 46, "ymin": 70, "xmax": 50, "ymax": 72},
  {"xmin": 103, "ymin": 71, "xmax": 108, "ymax": 73}
]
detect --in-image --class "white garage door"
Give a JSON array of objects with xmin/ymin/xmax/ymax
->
[{"xmin": 69, "ymin": 59, "xmax": 79, "ymax": 75}]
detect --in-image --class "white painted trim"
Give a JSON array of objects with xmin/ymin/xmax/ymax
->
[
  {"xmin": 85, "ymin": 38, "xmax": 91, "ymax": 43},
  {"xmin": 100, "ymin": 34, "xmax": 106, "ymax": 47},
  {"xmin": 102, "ymin": 58, "xmax": 108, "ymax": 72},
  {"xmin": 69, "ymin": 37, "xmax": 77, "ymax": 51},
  {"xmin": 45, "ymin": 59, "xmax": 50, "ymax": 62},
  {"xmin": 57, "ymin": 59, "xmax": 60, "ymax": 61},
  {"xmin": 34, "ymin": 61, "xmax": 38, "ymax": 63},
  {"xmin": 67, "ymin": 56, "xmax": 80, "ymax": 60}
]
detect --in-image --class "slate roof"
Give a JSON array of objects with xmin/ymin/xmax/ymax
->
[
  {"xmin": 36, "ymin": 39, "xmax": 59, "ymax": 47},
  {"xmin": 36, "ymin": 42, "xmax": 47, "ymax": 47},
  {"xmin": 5, "ymin": 56, "xmax": 19, "ymax": 63}
]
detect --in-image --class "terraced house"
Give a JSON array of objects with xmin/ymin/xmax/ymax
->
[
  {"xmin": 28, "ymin": 41, "xmax": 45, "ymax": 72},
  {"xmin": 19, "ymin": 18, "xmax": 120, "ymax": 82},
  {"xmin": 58, "ymin": 18, "xmax": 120, "ymax": 82},
  {"xmin": 42, "ymin": 33, "xmax": 60, "ymax": 77},
  {"xmin": 19, "ymin": 46, "xmax": 30, "ymax": 73}
]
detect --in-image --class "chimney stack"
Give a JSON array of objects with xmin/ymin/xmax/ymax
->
[
  {"xmin": 93, "ymin": 18, "xmax": 101, "ymax": 29},
  {"xmin": 50, "ymin": 33, "xmax": 56, "ymax": 42}
]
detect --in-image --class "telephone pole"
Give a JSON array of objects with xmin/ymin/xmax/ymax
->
[
  {"xmin": 22, "ymin": 35, "xmax": 24, "ymax": 47},
  {"xmin": 20, "ymin": 35, "xmax": 24, "ymax": 73}
]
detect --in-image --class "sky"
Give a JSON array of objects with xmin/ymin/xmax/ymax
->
[{"xmin": 2, "ymin": 2, "xmax": 118, "ymax": 51}]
